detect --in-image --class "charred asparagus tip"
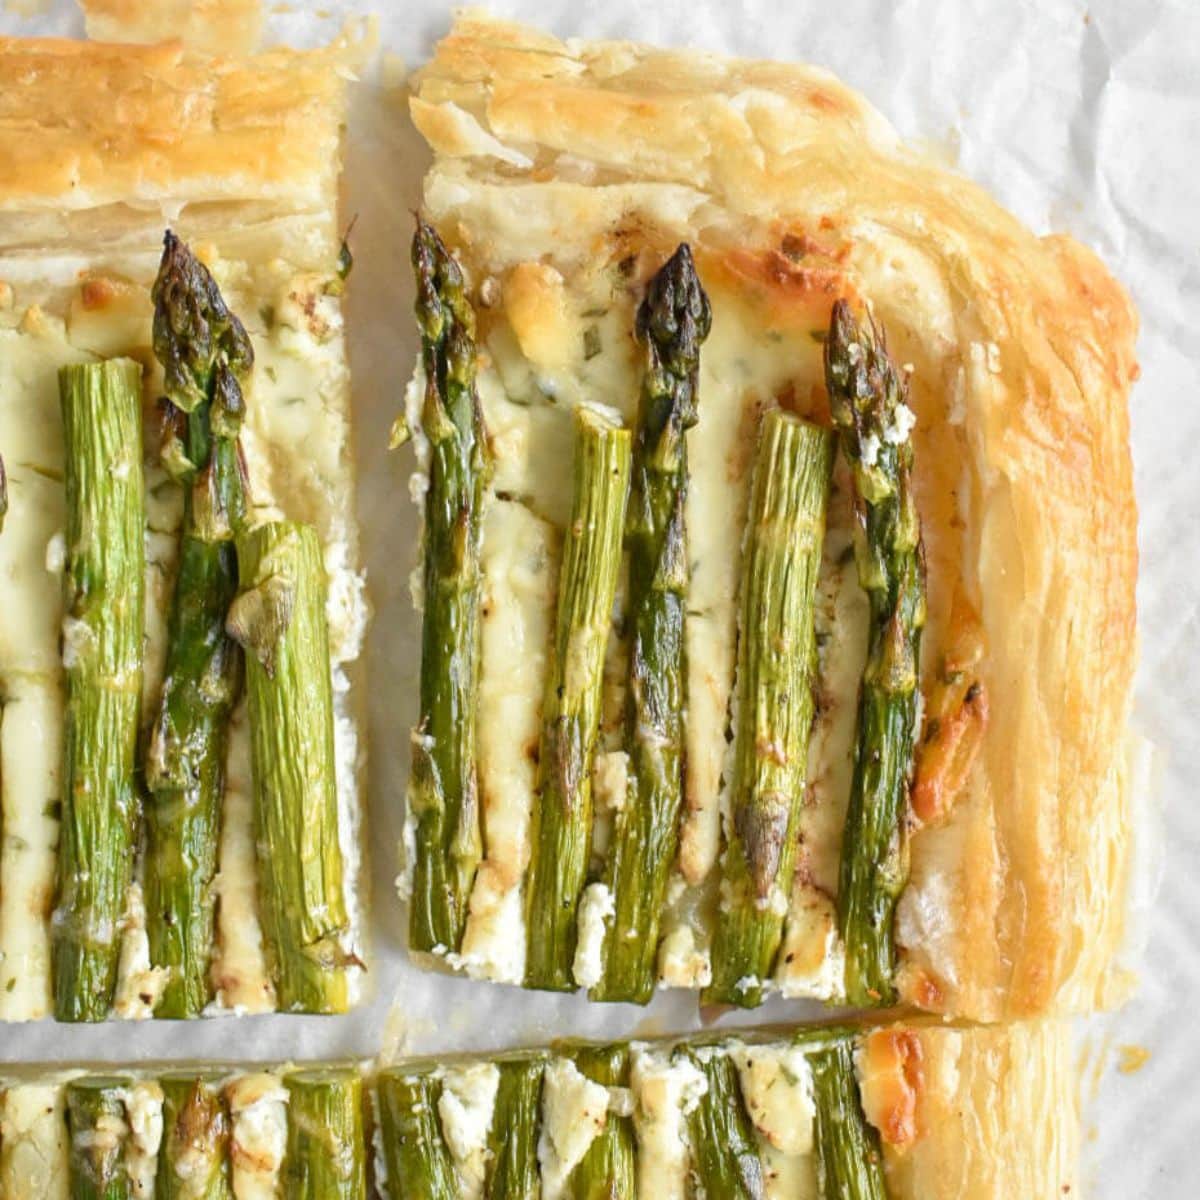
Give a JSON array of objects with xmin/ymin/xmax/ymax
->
[
  {"xmin": 637, "ymin": 242, "xmax": 713, "ymax": 384},
  {"xmin": 153, "ymin": 229, "xmax": 253, "ymax": 416}
]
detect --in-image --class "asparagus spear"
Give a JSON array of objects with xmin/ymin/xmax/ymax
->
[
  {"xmin": 824, "ymin": 301, "xmax": 926, "ymax": 1006},
  {"xmin": 567, "ymin": 1044, "xmax": 636, "ymax": 1200},
  {"xmin": 227, "ymin": 520, "xmax": 350, "ymax": 1012},
  {"xmin": 66, "ymin": 1077, "xmax": 131, "ymax": 1200},
  {"xmin": 485, "ymin": 1056, "xmax": 544, "ymax": 1199},
  {"xmin": 809, "ymin": 1039, "xmax": 888, "ymax": 1200},
  {"xmin": 375, "ymin": 1069, "xmax": 457, "ymax": 1200},
  {"xmin": 685, "ymin": 1049, "xmax": 765, "ymax": 1199},
  {"xmin": 594, "ymin": 244, "xmax": 711, "ymax": 1004},
  {"xmin": 408, "ymin": 217, "xmax": 491, "ymax": 955},
  {"xmin": 524, "ymin": 406, "xmax": 632, "ymax": 991},
  {"xmin": 704, "ymin": 410, "xmax": 833, "ymax": 1007},
  {"xmin": 283, "ymin": 1069, "xmax": 366, "ymax": 1200},
  {"xmin": 53, "ymin": 360, "xmax": 146, "ymax": 1022},
  {"xmin": 145, "ymin": 231, "xmax": 253, "ymax": 1018},
  {"xmin": 0, "ymin": 452, "xmax": 7, "ymax": 531},
  {"xmin": 157, "ymin": 1075, "xmax": 232, "ymax": 1199}
]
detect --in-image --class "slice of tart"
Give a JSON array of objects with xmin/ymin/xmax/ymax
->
[
  {"xmin": 0, "ymin": 33, "xmax": 368, "ymax": 1020},
  {"xmin": 399, "ymin": 12, "xmax": 1140, "ymax": 1021}
]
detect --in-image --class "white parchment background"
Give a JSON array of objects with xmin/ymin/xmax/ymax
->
[{"xmin": 0, "ymin": 1, "xmax": 1197, "ymax": 1194}]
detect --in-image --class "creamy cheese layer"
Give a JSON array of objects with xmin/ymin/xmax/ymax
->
[
  {"xmin": 0, "ymin": 251, "xmax": 366, "ymax": 1019},
  {"xmin": 412, "ymin": 248, "xmax": 861, "ymax": 997},
  {"xmin": 227, "ymin": 1072, "xmax": 290, "ymax": 1200},
  {"xmin": 121, "ymin": 1082, "xmax": 164, "ymax": 1199},
  {"xmin": 731, "ymin": 1040, "xmax": 821, "ymax": 1196},
  {"xmin": 629, "ymin": 1048, "xmax": 707, "ymax": 1200},
  {"xmin": 0, "ymin": 1083, "xmax": 68, "ymax": 1199},
  {"xmin": 438, "ymin": 1061, "xmax": 500, "ymax": 1200},
  {"xmin": 537, "ymin": 1058, "xmax": 610, "ymax": 1200}
]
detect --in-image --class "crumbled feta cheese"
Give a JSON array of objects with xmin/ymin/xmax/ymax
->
[
  {"xmin": 44, "ymin": 531, "xmax": 66, "ymax": 574},
  {"xmin": 537, "ymin": 1059, "xmax": 609, "ymax": 1200},
  {"xmin": 438, "ymin": 1062, "xmax": 500, "ymax": 1200},
  {"xmin": 730, "ymin": 1043, "xmax": 815, "ymax": 1156},
  {"xmin": 657, "ymin": 925, "xmax": 711, "ymax": 989},
  {"xmin": 121, "ymin": 1082, "xmax": 163, "ymax": 1198},
  {"xmin": 572, "ymin": 882, "xmax": 615, "ymax": 989},
  {"xmin": 113, "ymin": 882, "xmax": 169, "ymax": 1020},
  {"xmin": 882, "ymin": 403, "xmax": 917, "ymax": 445},
  {"xmin": 630, "ymin": 1048, "xmax": 708, "ymax": 1200},
  {"xmin": 227, "ymin": 1074, "xmax": 289, "ymax": 1200},
  {"xmin": 592, "ymin": 750, "xmax": 630, "ymax": 814}
]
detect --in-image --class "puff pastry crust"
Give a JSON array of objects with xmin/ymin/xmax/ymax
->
[
  {"xmin": 876, "ymin": 1019, "xmax": 1079, "ymax": 1199},
  {"xmin": 79, "ymin": 0, "xmax": 265, "ymax": 54},
  {"xmin": 410, "ymin": 12, "xmax": 1140, "ymax": 1022},
  {"xmin": 0, "ymin": 35, "xmax": 342, "ymax": 219}
]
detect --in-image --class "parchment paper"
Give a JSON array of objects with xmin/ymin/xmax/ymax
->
[{"xmin": 1, "ymin": 1, "xmax": 1196, "ymax": 1194}]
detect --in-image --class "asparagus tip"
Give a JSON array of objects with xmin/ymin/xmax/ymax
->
[
  {"xmin": 637, "ymin": 242, "xmax": 712, "ymax": 395},
  {"xmin": 412, "ymin": 216, "xmax": 472, "ymax": 348},
  {"xmin": 153, "ymin": 228, "xmax": 254, "ymax": 416}
]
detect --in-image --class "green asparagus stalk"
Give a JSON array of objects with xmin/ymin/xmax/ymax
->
[
  {"xmin": 565, "ymin": 1044, "xmax": 636, "ymax": 1200},
  {"xmin": 0, "ymin": 452, "xmax": 8, "ymax": 530},
  {"xmin": 485, "ymin": 1056, "xmax": 544, "ymax": 1199},
  {"xmin": 809, "ymin": 1040, "xmax": 888, "ymax": 1200},
  {"xmin": 66, "ymin": 1077, "xmax": 131, "ymax": 1200},
  {"xmin": 704, "ymin": 410, "xmax": 833, "ymax": 1007},
  {"xmin": 825, "ymin": 300, "xmax": 926, "ymax": 1006},
  {"xmin": 52, "ymin": 360, "xmax": 146, "ymax": 1022},
  {"xmin": 524, "ymin": 406, "xmax": 632, "ymax": 991},
  {"xmin": 227, "ymin": 520, "xmax": 350, "ymax": 1012},
  {"xmin": 685, "ymin": 1049, "xmax": 765, "ymax": 1198},
  {"xmin": 282, "ymin": 1069, "xmax": 366, "ymax": 1200},
  {"xmin": 145, "ymin": 231, "xmax": 253, "ymax": 1018},
  {"xmin": 375, "ymin": 1069, "xmax": 457, "ymax": 1200},
  {"xmin": 408, "ymin": 217, "xmax": 491, "ymax": 955},
  {"xmin": 594, "ymin": 244, "xmax": 711, "ymax": 1004},
  {"xmin": 157, "ymin": 1075, "xmax": 232, "ymax": 1199}
]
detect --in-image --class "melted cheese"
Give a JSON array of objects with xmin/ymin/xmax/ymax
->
[
  {"xmin": 728, "ymin": 1043, "xmax": 819, "ymax": 1199},
  {"xmin": 212, "ymin": 701, "xmax": 275, "ymax": 1015},
  {"xmin": 760, "ymin": 1142, "xmax": 819, "ymax": 1200},
  {"xmin": 437, "ymin": 1062, "xmax": 500, "ymax": 1200},
  {"xmin": 0, "ymin": 321, "xmax": 82, "ymax": 677},
  {"xmin": 121, "ymin": 1082, "xmax": 164, "ymax": 1199},
  {"xmin": 656, "ymin": 924, "xmax": 711, "ymax": 989},
  {"xmin": 112, "ymin": 883, "xmax": 169, "ymax": 1020},
  {"xmin": 855, "ymin": 1028, "xmax": 923, "ymax": 1149},
  {"xmin": 442, "ymin": 258, "xmax": 861, "ymax": 993},
  {"xmin": 537, "ymin": 1058, "xmax": 609, "ymax": 1200},
  {"xmin": 0, "ymin": 1083, "xmax": 68, "ymax": 1199},
  {"xmin": 0, "ymin": 321, "xmax": 82, "ymax": 1022},
  {"xmin": 629, "ymin": 1048, "xmax": 707, "ymax": 1200},
  {"xmin": 0, "ymin": 680, "xmax": 61, "ymax": 1019},
  {"xmin": 730, "ymin": 1043, "xmax": 816, "ymax": 1156},
  {"xmin": 227, "ymin": 1073, "xmax": 289, "ymax": 1200},
  {"xmin": 457, "ymin": 500, "xmax": 557, "ymax": 982},
  {"xmin": 572, "ymin": 882, "xmax": 615, "ymax": 989}
]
